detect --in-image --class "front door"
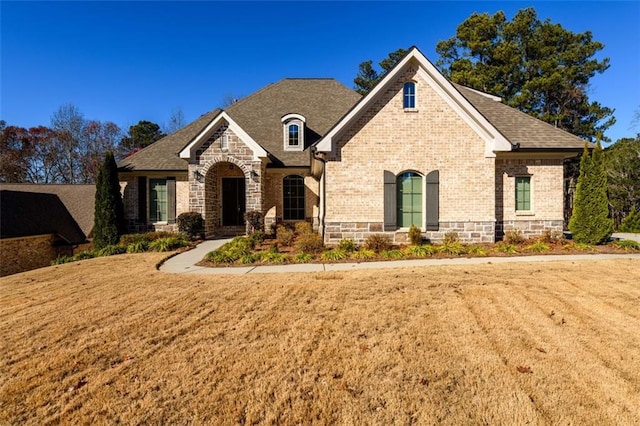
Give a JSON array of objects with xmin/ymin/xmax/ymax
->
[{"xmin": 222, "ymin": 178, "xmax": 246, "ymax": 226}]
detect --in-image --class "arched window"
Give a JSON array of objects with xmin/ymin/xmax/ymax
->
[
  {"xmin": 288, "ymin": 124, "xmax": 299, "ymax": 147},
  {"xmin": 397, "ymin": 171, "xmax": 422, "ymax": 227},
  {"xmin": 282, "ymin": 113, "xmax": 305, "ymax": 151},
  {"xmin": 283, "ymin": 175, "xmax": 305, "ymax": 220},
  {"xmin": 403, "ymin": 81, "xmax": 416, "ymax": 109}
]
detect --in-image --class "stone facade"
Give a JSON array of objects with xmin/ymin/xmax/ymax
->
[{"xmin": 324, "ymin": 64, "xmax": 497, "ymax": 243}]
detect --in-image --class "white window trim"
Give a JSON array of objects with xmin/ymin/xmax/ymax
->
[
  {"xmin": 515, "ymin": 175, "xmax": 534, "ymax": 215},
  {"xmin": 149, "ymin": 178, "xmax": 168, "ymax": 224},
  {"xmin": 397, "ymin": 170, "xmax": 425, "ymax": 229},
  {"xmin": 403, "ymin": 81, "xmax": 418, "ymax": 112},
  {"xmin": 220, "ymin": 131, "xmax": 229, "ymax": 152},
  {"xmin": 282, "ymin": 113, "xmax": 306, "ymax": 151},
  {"xmin": 282, "ymin": 175, "xmax": 306, "ymax": 221}
]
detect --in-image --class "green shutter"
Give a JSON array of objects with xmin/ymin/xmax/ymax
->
[
  {"xmin": 384, "ymin": 170, "xmax": 396, "ymax": 230},
  {"xmin": 167, "ymin": 177, "xmax": 176, "ymax": 224},
  {"xmin": 426, "ymin": 170, "xmax": 439, "ymax": 230}
]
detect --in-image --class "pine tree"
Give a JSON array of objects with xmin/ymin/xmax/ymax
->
[
  {"xmin": 569, "ymin": 141, "xmax": 613, "ymax": 244},
  {"xmin": 93, "ymin": 152, "xmax": 125, "ymax": 249}
]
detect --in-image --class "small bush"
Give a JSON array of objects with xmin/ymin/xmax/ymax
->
[
  {"xmin": 247, "ymin": 230, "xmax": 265, "ymax": 248},
  {"xmin": 402, "ymin": 244, "xmax": 436, "ymax": 257},
  {"xmin": 364, "ymin": 234, "xmax": 393, "ymax": 253},
  {"xmin": 294, "ymin": 221, "xmax": 313, "ymax": 236},
  {"xmin": 504, "ymin": 229, "xmax": 525, "ymax": 244},
  {"xmin": 205, "ymin": 249, "xmax": 235, "ymax": 263},
  {"xmin": 525, "ymin": 241, "xmax": 551, "ymax": 253},
  {"xmin": 538, "ymin": 229, "xmax": 566, "ymax": 244},
  {"xmin": 73, "ymin": 251, "xmax": 95, "ymax": 261},
  {"xmin": 443, "ymin": 231, "xmax": 459, "ymax": 245},
  {"xmin": 126, "ymin": 241, "xmax": 149, "ymax": 253},
  {"xmin": 119, "ymin": 233, "xmax": 149, "ymax": 246},
  {"xmin": 295, "ymin": 232, "xmax": 324, "ymax": 253},
  {"xmin": 321, "ymin": 249, "xmax": 348, "ymax": 261},
  {"xmin": 149, "ymin": 236, "xmax": 188, "ymax": 252},
  {"xmin": 619, "ymin": 207, "xmax": 640, "ymax": 233},
  {"xmin": 573, "ymin": 242, "xmax": 595, "ymax": 251},
  {"xmin": 238, "ymin": 253, "xmax": 260, "ymax": 264},
  {"xmin": 439, "ymin": 241, "xmax": 467, "ymax": 256},
  {"xmin": 466, "ymin": 245, "xmax": 489, "ymax": 256},
  {"xmin": 350, "ymin": 249, "xmax": 376, "ymax": 260},
  {"xmin": 294, "ymin": 253, "xmax": 314, "ymax": 263},
  {"xmin": 51, "ymin": 255, "xmax": 74, "ymax": 265},
  {"xmin": 276, "ymin": 225, "xmax": 295, "ymax": 247},
  {"xmin": 244, "ymin": 211, "xmax": 264, "ymax": 232},
  {"xmin": 380, "ymin": 249, "xmax": 404, "ymax": 259},
  {"xmin": 494, "ymin": 242, "xmax": 518, "ymax": 254},
  {"xmin": 96, "ymin": 245, "xmax": 126, "ymax": 257},
  {"xmin": 337, "ymin": 238, "xmax": 356, "ymax": 253},
  {"xmin": 261, "ymin": 252, "xmax": 288, "ymax": 264},
  {"xmin": 177, "ymin": 212, "xmax": 204, "ymax": 240},
  {"xmin": 613, "ymin": 239, "xmax": 640, "ymax": 251},
  {"xmin": 408, "ymin": 225, "xmax": 422, "ymax": 246}
]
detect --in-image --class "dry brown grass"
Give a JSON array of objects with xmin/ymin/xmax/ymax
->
[{"xmin": 1, "ymin": 253, "xmax": 639, "ymax": 424}]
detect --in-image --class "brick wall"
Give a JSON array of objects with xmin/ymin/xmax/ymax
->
[
  {"xmin": 324, "ymin": 64, "xmax": 496, "ymax": 243},
  {"xmin": 263, "ymin": 169, "xmax": 319, "ymax": 232},
  {"xmin": 0, "ymin": 235, "xmax": 72, "ymax": 276}
]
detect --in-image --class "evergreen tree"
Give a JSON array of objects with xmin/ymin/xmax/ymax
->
[
  {"xmin": 569, "ymin": 141, "xmax": 613, "ymax": 244},
  {"xmin": 93, "ymin": 151, "xmax": 125, "ymax": 249}
]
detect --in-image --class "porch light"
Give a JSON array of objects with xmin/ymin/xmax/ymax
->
[
  {"xmin": 251, "ymin": 170, "xmax": 259, "ymax": 181},
  {"xmin": 193, "ymin": 169, "xmax": 204, "ymax": 182}
]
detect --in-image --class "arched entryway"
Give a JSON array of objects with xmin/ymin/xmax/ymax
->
[{"xmin": 204, "ymin": 161, "xmax": 247, "ymax": 237}]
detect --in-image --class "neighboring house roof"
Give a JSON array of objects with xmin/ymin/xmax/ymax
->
[
  {"xmin": 0, "ymin": 184, "xmax": 95, "ymax": 237},
  {"xmin": 0, "ymin": 190, "xmax": 86, "ymax": 244},
  {"xmin": 223, "ymin": 78, "xmax": 361, "ymax": 166},
  {"xmin": 118, "ymin": 109, "xmax": 221, "ymax": 172},
  {"xmin": 452, "ymin": 84, "xmax": 587, "ymax": 150}
]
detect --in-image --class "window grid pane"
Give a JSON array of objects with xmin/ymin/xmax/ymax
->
[
  {"xmin": 403, "ymin": 82, "xmax": 415, "ymax": 109},
  {"xmin": 283, "ymin": 175, "xmax": 305, "ymax": 220},
  {"xmin": 288, "ymin": 124, "xmax": 299, "ymax": 146},
  {"xmin": 397, "ymin": 172, "xmax": 422, "ymax": 227},
  {"xmin": 515, "ymin": 177, "xmax": 531, "ymax": 211},
  {"xmin": 149, "ymin": 179, "xmax": 167, "ymax": 222}
]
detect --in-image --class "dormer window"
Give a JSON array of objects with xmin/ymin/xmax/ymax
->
[
  {"xmin": 403, "ymin": 81, "xmax": 416, "ymax": 109},
  {"xmin": 281, "ymin": 113, "xmax": 305, "ymax": 151}
]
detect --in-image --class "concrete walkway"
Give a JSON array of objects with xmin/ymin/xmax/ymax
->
[{"xmin": 160, "ymin": 237, "xmax": 640, "ymax": 275}]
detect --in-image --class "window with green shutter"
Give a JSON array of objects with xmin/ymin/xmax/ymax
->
[
  {"xmin": 397, "ymin": 172, "xmax": 423, "ymax": 227},
  {"xmin": 515, "ymin": 176, "xmax": 531, "ymax": 211}
]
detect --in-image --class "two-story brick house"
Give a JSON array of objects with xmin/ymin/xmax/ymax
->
[{"xmin": 118, "ymin": 47, "xmax": 586, "ymax": 243}]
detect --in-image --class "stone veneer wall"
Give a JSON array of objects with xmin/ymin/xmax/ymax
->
[
  {"xmin": 0, "ymin": 235, "xmax": 73, "ymax": 276},
  {"xmin": 323, "ymin": 61, "xmax": 496, "ymax": 243},
  {"xmin": 189, "ymin": 125, "xmax": 265, "ymax": 237}
]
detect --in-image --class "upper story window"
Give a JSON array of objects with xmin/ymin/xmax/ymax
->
[
  {"xmin": 220, "ymin": 131, "xmax": 229, "ymax": 151},
  {"xmin": 281, "ymin": 113, "xmax": 305, "ymax": 151},
  {"xmin": 403, "ymin": 81, "xmax": 416, "ymax": 109}
]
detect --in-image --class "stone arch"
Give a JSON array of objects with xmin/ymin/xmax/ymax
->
[{"xmin": 201, "ymin": 156, "xmax": 251, "ymax": 179}]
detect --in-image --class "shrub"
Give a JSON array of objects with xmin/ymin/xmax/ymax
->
[
  {"xmin": 119, "ymin": 233, "xmax": 148, "ymax": 246},
  {"xmin": 294, "ymin": 221, "xmax": 313, "ymax": 236},
  {"xmin": 51, "ymin": 255, "xmax": 74, "ymax": 265},
  {"xmin": 380, "ymin": 249, "xmax": 404, "ymax": 259},
  {"xmin": 504, "ymin": 229, "xmax": 525, "ymax": 244},
  {"xmin": 244, "ymin": 211, "xmax": 264, "ymax": 232},
  {"xmin": 73, "ymin": 251, "xmax": 95, "ymax": 261},
  {"xmin": 408, "ymin": 225, "xmax": 422, "ymax": 246},
  {"xmin": 93, "ymin": 152, "xmax": 125, "ymax": 250},
  {"xmin": 204, "ymin": 238, "xmax": 253, "ymax": 263},
  {"xmin": 439, "ymin": 241, "xmax": 467, "ymax": 256},
  {"xmin": 276, "ymin": 225, "xmax": 295, "ymax": 247},
  {"xmin": 149, "ymin": 236, "xmax": 188, "ymax": 252},
  {"xmin": 177, "ymin": 212, "xmax": 204, "ymax": 240},
  {"xmin": 337, "ymin": 238, "xmax": 356, "ymax": 253},
  {"xmin": 525, "ymin": 241, "xmax": 551, "ymax": 253},
  {"xmin": 350, "ymin": 249, "xmax": 376, "ymax": 260},
  {"xmin": 205, "ymin": 249, "xmax": 235, "ymax": 264},
  {"xmin": 619, "ymin": 207, "xmax": 640, "ymax": 233},
  {"xmin": 247, "ymin": 230, "xmax": 265, "ymax": 248},
  {"xmin": 443, "ymin": 231, "xmax": 459, "ymax": 245},
  {"xmin": 574, "ymin": 242, "xmax": 595, "ymax": 251},
  {"xmin": 402, "ymin": 244, "xmax": 436, "ymax": 257},
  {"xmin": 363, "ymin": 234, "xmax": 393, "ymax": 253},
  {"xmin": 238, "ymin": 253, "xmax": 260, "ymax": 264},
  {"xmin": 126, "ymin": 241, "xmax": 149, "ymax": 253},
  {"xmin": 321, "ymin": 249, "xmax": 348, "ymax": 261},
  {"xmin": 538, "ymin": 229, "xmax": 566, "ymax": 244},
  {"xmin": 494, "ymin": 242, "xmax": 518, "ymax": 254},
  {"xmin": 261, "ymin": 252, "xmax": 288, "ymax": 264},
  {"xmin": 293, "ymin": 253, "xmax": 314, "ymax": 263},
  {"xmin": 295, "ymin": 233, "xmax": 324, "ymax": 253},
  {"xmin": 96, "ymin": 245, "xmax": 126, "ymax": 257},
  {"xmin": 467, "ymin": 245, "xmax": 489, "ymax": 256},
  {"xmin": 613, "ymin": 239, "xmax": 640, "ymax": 251}
]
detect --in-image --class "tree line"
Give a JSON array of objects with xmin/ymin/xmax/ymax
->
[{"xmin": 0, "ymin": 105, "xmax": 184, "ymax": 184}]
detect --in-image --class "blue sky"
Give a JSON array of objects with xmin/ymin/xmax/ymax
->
[{"xmin": 2, "ymin": 1, "xmax": 639, "ymax": 142}]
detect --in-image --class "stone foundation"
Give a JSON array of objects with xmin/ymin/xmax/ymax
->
[
  {"xmin": 496, "ymin": 220, "xmax": 563, "ymax": 240},
  {"xmin": 324, "ymin": 221, "xmax": 496, "ymax": 245}
]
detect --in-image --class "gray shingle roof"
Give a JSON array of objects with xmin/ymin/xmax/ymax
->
[
  {"xmin": 453, "ymin": 84, "xmax": 587, "ymax": 150},
  {"xmin": 0, "ymin": 190, "xmax": 87, "ymax": 244},
  {"xmin": 118, "ymin": 109, "xmax": 221, "ymax": 171},
  {"xmin": 0, "ymin": 183, "xmax": 95, "ymax": 237},
  {"xmin": 225, "ymin": 78, "xmax": 361, "ymax": 166}
]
